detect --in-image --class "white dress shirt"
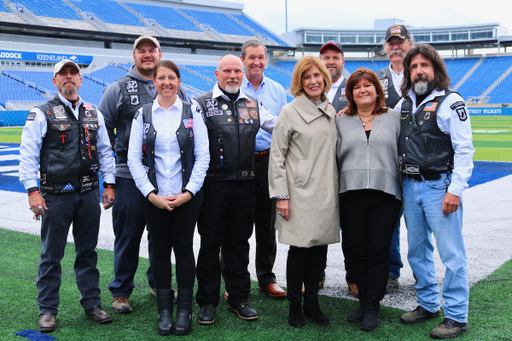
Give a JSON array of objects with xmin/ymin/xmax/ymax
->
[
  {"xmin": 128, "ymin": 96, "xmax": 210, "ymax": 198},
  {"xmin": 19, "ymin": 93, "xmax": 115, "ymax": 190},
  {"xmin": 327, "ymin": 76, "xmax": 345, "ymax": 103}
]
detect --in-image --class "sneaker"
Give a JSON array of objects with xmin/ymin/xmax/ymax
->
[
  {"xmin": 401, "ymin": 305, "xmax": 440, "ymax": 324},
  {"xmin": 112, "ymin": 295, "xmax": 133, "ymax": 314},
  {"xmin": 386, "ymin": 276, "xmax": 399, "ymax": 294},
  {"xmin": 197, "ymin": 304, "xmax": 215, "ymax": 325},
  {"xmin": 228, "ymin": 302, "xmax": 258, "ymax": 321},
  {"xmin": 430, "ymin": 318, "xmax": 468, "ymax": 339}
]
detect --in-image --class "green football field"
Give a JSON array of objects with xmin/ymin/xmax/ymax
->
[{"xmin": 2, "ymin": 116, "xmax": 512, "ymax": 162}]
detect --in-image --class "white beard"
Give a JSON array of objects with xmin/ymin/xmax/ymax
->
[
  {"xmin": 225, "ymin": 84, "xmax": 240, "ymax": 94},
  {"xmin": 413, "ymin": 81, "xmax": 430, "ymax": 95}
]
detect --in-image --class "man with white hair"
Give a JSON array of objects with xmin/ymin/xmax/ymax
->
[{"xmin": 192, "ymin": 54, "xmax": 276, "ymax": 325}]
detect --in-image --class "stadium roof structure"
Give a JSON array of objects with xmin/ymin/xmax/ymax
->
[{"xmin": 283, "ymin": 20, "xmax": 512, "ymax": 55}]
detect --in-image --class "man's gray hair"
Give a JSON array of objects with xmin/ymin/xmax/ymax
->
[
  {"xmin": 241, "ymin": 39, "xmax": 267, "ymax": 59},
  {"xmin": 381, "ymin": 35, "xmax": 414, "ymax": 55}
]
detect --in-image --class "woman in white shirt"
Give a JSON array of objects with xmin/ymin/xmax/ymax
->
[{"xmin": 128, "ymin": 60, "xmax": 209, "ymax": 336}]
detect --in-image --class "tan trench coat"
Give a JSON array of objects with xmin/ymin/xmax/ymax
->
[{"xmin": 269, "ymin": 94, "xmax": 340, "ymax": 248}]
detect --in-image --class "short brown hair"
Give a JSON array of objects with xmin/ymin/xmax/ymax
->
[
  {"xmin": 154, "ymin": 60, "xmax": 180, "ymax": 79},
  {"xmin": 401, "ymin": 44, "xmax": 450, "ymax": 98},
  {"xmin": 344, "ymin": 67, "xmax": 388, "ymax": 116},
  {"xmin": 290, "ymin": 56, "xmax": 332, "ymax": 98}
]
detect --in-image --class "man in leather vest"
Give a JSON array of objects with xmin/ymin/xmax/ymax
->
[
  {"xmin": 19, "ymin": 59, "xmax": 116, "ymax": 332},
  {"xmin": 99, "ymin": 35, "xmax": 187, "ymax": 314},
  {"xmin": 320, "ymin": 41, "xmax": 348, "ymax": 113},
  {"xmin": 375, "ymin": 24, "xmax": 414, "ymax": 294},
  {"xmin": 396, "ymin": 44, "xmax": 474, "ymax": 340},
  {"xmin": 239, "ymin": 39, "xmax": 287, "ymax": 299},
  {"xmin": 192, "ymin": 55, "xmax": 276, "ymax": 325}
]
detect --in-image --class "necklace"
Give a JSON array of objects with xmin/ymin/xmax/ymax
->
[{"xmin": 357, "ymin": 115, "xmax": 375, "ymax": 127}]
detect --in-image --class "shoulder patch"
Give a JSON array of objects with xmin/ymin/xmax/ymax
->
[
  {"xmin": 450, "ymin": 101, "xmax": 466, "ymax": 110},
  {"xmin": 27, "ymin": 111, "xmax": 36, "ymax": 121},
  {"xmin": 455, "ymin": 106, "xmax": 468, "ymax": 121}
]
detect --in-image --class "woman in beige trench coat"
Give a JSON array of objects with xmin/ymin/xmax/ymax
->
[{"xmin": 268, "ymin": 56, "xmax": 340, "ymax": 328}]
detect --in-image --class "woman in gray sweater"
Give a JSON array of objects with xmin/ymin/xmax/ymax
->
[{"xmin": 335, "ymin": 68, "xmax": 402, "ymax": 331}]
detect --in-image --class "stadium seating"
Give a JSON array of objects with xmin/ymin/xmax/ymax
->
[
  {"xmin": 0, "ymin": 2, "xmax": 26, "ymax": 24},
  {"xmin": 457, "ymin": 56, "xmax": 512, "ymax": 101},
  {"xmin": 0, "ymin": 73, "xmax": 48, "ymax": 107},
  {"xmin": 180, "ymin": 8, "xmax": 254, "ymax": 39},
  {"xmin": 230, "ymin": 14, "xmax": 290, "ymax": 47},
  {"xmin": 343, "ymin": 60, "xmax": 389, "ymax": 73}
]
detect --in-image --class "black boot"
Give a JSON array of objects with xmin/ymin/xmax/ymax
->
[
  {"xmin": 156, "ymin": 289, "xmax": 173, "ymax": 335},
  {"xmin": 174, "ymin": 288, "xmax": 193, "ymax": 336},
  {"xmin": 303, "ymin": 300, "xmax": 329, "ymax": 325},
  {"xmin": 288, "ymin": 301, "xmax": 304, "ymax": 328}
]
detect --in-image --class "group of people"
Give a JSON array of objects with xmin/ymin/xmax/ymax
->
[{"xmin": 19, "ymin": 24, "xmax": 474, "ymax": 340}]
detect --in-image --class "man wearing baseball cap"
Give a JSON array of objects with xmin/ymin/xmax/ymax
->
[
  {"xmin": 20, "ymin": 59, "xmax": 116, "ymax": 332},
  {"xmin": 320, "ymin": 40, "xmax": 348, "ymax": 113},
  {"xmin": 99, "ymin": 35, "xmax": 188, "ymax": 314},
  {"xmin": 375, "ymin": 24, "xmax": 413, "ymax": 294}
]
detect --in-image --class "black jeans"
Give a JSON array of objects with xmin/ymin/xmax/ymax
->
[
  {"xmin": 196, "ymin": 180, "xmax": 255, "ymax": 307},
  {"xmin": 139, "ymin": 190, "xmax": 203, "ymax": 291},
  {"xmin": 37, "ymin": 189, "xmax": 102, "ymax": 314},
  {"xmin": 254, "ymin": 153, "xmax": 278, "ymax": 287},
  {"xmin": 286, "ymin": 245, "xmax": 327, "ymax": 304},
  {"xmin": 339, "ymin": 190, "xmax": 401, "ymax": 314}
]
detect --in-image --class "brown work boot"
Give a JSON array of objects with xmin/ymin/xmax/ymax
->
[
  {"xmin": 430, "ymin": 318, "xmax": 468, "ymax": 339},
  {"xmin": 112, "ymin": 295, "xmax": 133, "ymax": 314},
  {"xmin": 401, "ymin": 305, "xmax": 440, "ymax": 324},
  {"xmin": 39, "ymin": 313, "xmax": 57, "ymax": 333}
]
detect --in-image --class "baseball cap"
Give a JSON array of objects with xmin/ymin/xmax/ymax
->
[
  {"xmin": 320, "ymin": 40, "xmax": 343, "ymax": 54},
  {"xmin": 54, "ymin": 59, "xmax": 80, "ymax": 76},
  {"xmin": 133, "ymin": 35, "xmax": 161, "ymax": 52},
  {"xmin": 385, "ymin": 25, "xmax": 411, "ymax": 41}
]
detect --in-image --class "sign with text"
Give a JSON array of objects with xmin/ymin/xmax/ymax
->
[
  {"xmin": 0, "ymin": 50, "xmax": 93, "ymax": 64},
  {"xmin": 469, "ymin": 107, "xmax": 512, "ymax": 116}
]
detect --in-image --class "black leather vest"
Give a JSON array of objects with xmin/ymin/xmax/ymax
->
[
  {"xmin": 115, "ymin": 76, "xmax": 154, "ymax": 165},
  {"xmin": 376, "ymin": 67, "xmax": 402, "ymax": 109},
  {"xmin": 194, "ymin": 91, "xmax": 260, "ymax": 180},
  {"xmin": 140, "ymin": 102, "xmax": 195, "ymax": 192},
  {"xmin": 398, "ymin": 91, "xmax": 455, "ymax": 175},
  {"xmin": 331, "ymin": 78, "xmax": 348, "ymax": 113},
  {"xmin": 38, "ymin": 96, "xmax": 100, "ymax": 193}
]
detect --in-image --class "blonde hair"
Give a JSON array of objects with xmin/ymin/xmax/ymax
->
[{"xmin": 290, "ymin": 56, "xmax": 332, "ymax": 98}]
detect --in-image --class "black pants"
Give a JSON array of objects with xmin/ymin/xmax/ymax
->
[
  {"xmin": 254, "ymin": 153, "xmax": 277, "ymax": 287},
  {"xmin": 139, "ymin": 191, "xmax": 203, "ymax": 291},
  {"xmin": 37, "ymin": 189, "xmax": 102, "ymax": 314},
  {"xmin": 286, "ymin": 245, "xmax": 327, "ymax": 304},
  {"xmin": 196, "ymin": 180, "xmax": 254, "ymax": 307},
  {"xmin": 339, "ymin": 190, "xmax": 401, "ymax": 314}
]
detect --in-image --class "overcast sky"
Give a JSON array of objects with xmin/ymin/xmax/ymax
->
[{"xmin": 243, "ymin": 0, "xmax": 511, "ymax": 37}]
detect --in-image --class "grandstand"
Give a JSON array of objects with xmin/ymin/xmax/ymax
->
[{"xmin": 0, "ymin": 0, "xmax": 512, "ymax": 117}]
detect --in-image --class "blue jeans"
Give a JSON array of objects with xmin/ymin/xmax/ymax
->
[
  {"xmin": 389, "ymin": 208, "xmax": 404, "ymax": 279},
  {"xmin": 402, "ymin": 175, "xmax": 469, "ymax": 323}
]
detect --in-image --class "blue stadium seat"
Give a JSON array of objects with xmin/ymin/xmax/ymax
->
[
  {"xmin": 12, "ymin": 0, "xmax": 82, "ymax": 20},
  {"xmin": 180, "ymin": 8, "xmax": 253, "ymax": 36},
  {"xmin": 123, "ymin": 2, "xmax": 200, "ymax": 31},
  {"xmin": 72, "ymin": 0, "xmax": 144, "ymax": 26}
]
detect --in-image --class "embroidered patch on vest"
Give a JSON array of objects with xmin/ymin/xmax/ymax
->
[
  {"xmin": 52, "ymin": 105, "xmax": 67, "ymax": 120},
  {"xmin": 130, "ymin": 95, "xmax": 140, "ymax": 106},
  {"xmin": 424, "ymin": 102, "xmax": 438, "ymax": 112},
  {"xmin": 249, "ymin": 109, "xmax": 258, "ymax": 119},
  {"xmin": 126, "ymin": 80, "xmax": 138, "ymax": 93}
]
